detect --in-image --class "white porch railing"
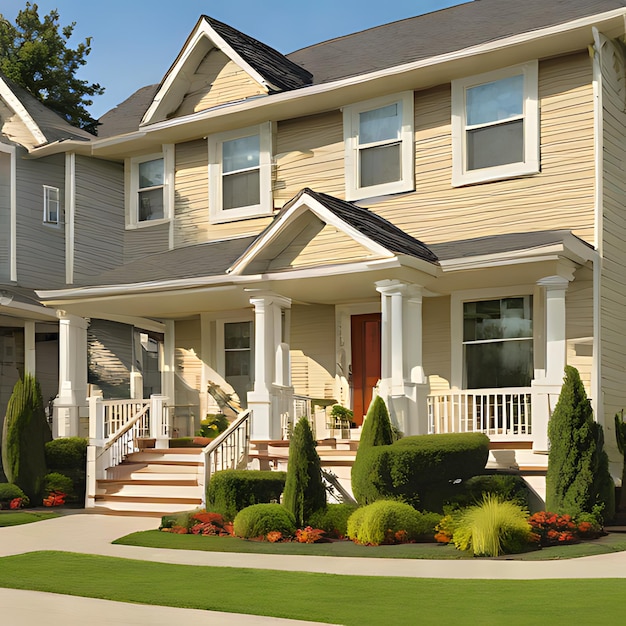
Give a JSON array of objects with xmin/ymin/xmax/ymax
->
[
  {"xmin": 280, "ymin": 393, "xmax": 314, "ymax": 439},
  {"xmin": 427, "ymin": 388, "xmax": 532, "ymax": 440},
  {"xmin": 201, "ymin": 409, "xmax": 251, "ymax": 505}
]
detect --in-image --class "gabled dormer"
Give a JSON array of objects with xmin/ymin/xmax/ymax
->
[{"xmin": 141, "ymin": 16, "xmax": 313, "ymax": 126}]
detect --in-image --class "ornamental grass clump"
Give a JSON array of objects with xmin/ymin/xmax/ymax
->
[{"xmin": 452, "ymin": 494, "xmax": 534, "ymax": 557}]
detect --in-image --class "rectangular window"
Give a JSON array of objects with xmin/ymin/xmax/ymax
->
[
  {"xmin": 223, "ymin": 321, "xmax": 253, "ymax": 409},
  {"xmin": 463, "ymin": 296, "xmax": 533, "ymax": 389},
  {"xmin": 127, "ymin": 148, "xmax": 172, "ymax": 227},
  {"xmin": 344, "ymin": 92, "xmax": 414, "ymax": 201},
  {"xmin": 43, "ymin": 185, "xmax": 60, "ymax": 224},
  {"xmin": 137, "ymin": 158, "xmax": 164, "ymax": 221},
  {"xmin": 452, "ymin": 62, "xmax": 538, "ymax": 186},
  {"xmin": 209, "ymin": 123, "xmax": 272, "ymax": 223}
]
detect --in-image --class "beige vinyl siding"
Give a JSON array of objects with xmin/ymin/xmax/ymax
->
[
  {"xmin": 174, "ymin": 139, "xmax": 273, "ymax": 246},
  {"xmin": 174, "ymin": 318, "xmax": 203, "ymax": 408},
  {"xmin": 74, "ymin": 156, "xmax": 124, "ymax": 281},
  {"xmin": 15, "ymin": 152, "xmax": 66, "ymax": 289},
  {"xmin": 423, "ymin": 296, "xmax": 452, "ymax": 391},
  {"xmin": 175, "ymin": 50, "xmax": 266, "ymax": 118},
  {"xmin": 290, "ymin": 304, "xmax": 336, "ymax": 398},
  {"xmin": 274, "ymin": 111, "xmax": 344, "ymax": 204},
  {"xmin": 597, "ymin": 36, "xmax": 626, "ymax": 467},
  {"xmin": 566, "ymin": 268, "xmax": 594, "ymax": 393}
]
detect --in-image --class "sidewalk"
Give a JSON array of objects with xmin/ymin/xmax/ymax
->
[{"xmin": 2, "ymin": 511, "xmax": 626, "ymax": 625}]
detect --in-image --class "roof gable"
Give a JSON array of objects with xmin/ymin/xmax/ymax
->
[
  {"xmin": 141, "ymin": 15, "xmax": 312, "ymax": 126},
  {"xmin": 229, "ymin": 188, "xmax": 438, "ymax": 275}
]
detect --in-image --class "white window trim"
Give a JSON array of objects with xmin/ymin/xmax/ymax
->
[
  {"xmin": 216, "ymin": 316, "xmax": 255, "ymax": 398},
  {"xmin": 208, "ymin": 123, "xmax": 273, "ymax": 224},
  {"xmin": 451, "ymin": 61, "xmax": 539, "ymax": 187},
  {"xmin": 450, "ymin": 285, "xmax": 540, "ymax": 390},
  {"xmin": 43, "ymin": 185, "xmax": 60, "ymax": 226},
  {"xmin": 343, "ymin": 91, "xmax": 415, "ymax": 201},
  {"xmin": 126, "ymin": 145, "xmax": 174, "ymax": 228}
]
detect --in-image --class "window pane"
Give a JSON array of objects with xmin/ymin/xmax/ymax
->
[
  {"xmin": 359, "ymin": 104, "xmax": 400, "ymax": 144},
  {"xmin": 223, "ymin": 135, "xmax": 260, "ymax": 173},
  {"xmin": 138, "ymin": 159, "xmax": 164, "ymax": 189},
  {"xmin": 466, "ymin": 74, "xmax": 524, "ymax": 126},
  {"xmin": 464, "ymin": 297, "xmax": 532, "ymax": 341},
  {"xmin": 467, "ymin": 119, "xmax": 524, "ymax": 170},
  {"xmin": 138, "ymin": 188, "xmax": 164, "ymax": 221},
  {"xmin": 224, "ymin": 322, "xmax": 251, "ymax": 350},
  {"xmin": 464, "ymin": 340, "xmax": 533, "ymax": 389},
  {"xmin": 223, "ymin": 170, "xmax": 260, "ymax": 210},
  {"xmin": 360, "ymin": 143, "xmax": 401, "ymax": 188},
  {"xmin": 225, "ymin": 351, "xmax": 250, "ymax": 377}
]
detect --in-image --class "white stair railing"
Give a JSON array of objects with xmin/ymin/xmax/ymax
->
[{"xmin": 201, "ymin": 409, "xmax": 251, "ymax": 506}]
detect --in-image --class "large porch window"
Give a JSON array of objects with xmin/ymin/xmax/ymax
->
[
  {"xmin": 463, "ymin": 296, "xmax": 533, "ymax": 389},
  {"xmin": 223, "ymin": 321, "xmax": 253, "ymax": 409}
]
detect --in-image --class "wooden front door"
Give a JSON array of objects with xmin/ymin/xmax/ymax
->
[{"xmin": 351, "ymin": 313, "xmax": 381, "ymax": 425}]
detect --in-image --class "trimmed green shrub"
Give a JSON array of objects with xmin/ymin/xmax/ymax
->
[
  {"xmin": 44, "ymin": 437, "xmax": 87, "ymax": 469},
  {"xmin": 196, "ymin": 413, "xmax": 229, "ymax": 438},
  {"xmin": 1, "ymin": 375, "xmax": 52, "ymax": 503},
  {"xmin": 233, "ymin": 503, "xmax": 296, "ymax": 539},
  {"xmin": 0, "ymin": 482, "xmax": 30, "ymax": 508},
  {"xmin": 206, "ymin": 470, "xmax": 286, "ymax": 521},
  {"xmin": 283, "ymin": 417, "xmax": 326, "ymax": 527},
  {"xmin": 449, "ymin": 474, "xmax": 531, "ymax": 509},
  {"xmin": 308, "ymin": 503, "xmax": 359, "ymax": 538},
  {"xmin": 346, "ymin": 500, "xmax": 438, "ymax": 545},
  {"xmin": 358, "ymin": 396, "xmax": 394, "ymax": 449},
  {"xmin": 452, "ymin": 494, "xmax": 534, "ymax": 557},
  {"xmin": 352, "ymin": 432, "xmax": 490, "ymax": 511},
  {"xmin": 546, "ymin": 366, "xmax": 615, "ymax": 521},
  {"xmin": 43, "ymin": 472, "xmax": 74, "ymax": 497}
]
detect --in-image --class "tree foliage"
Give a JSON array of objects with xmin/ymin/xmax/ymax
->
[
  {"xmin": 1, "ymin": 374, "xmax": 52, "ymax": 504},
  {"xmin": 282, "ymin": 417, "xmax": 326, "ymax": 527},
  {"xmin": 546, "ymin": 366, "xmax": 614, "ymax": 521},
  {"xmin": 0, "ymin": 2, "xmax": 104, "ymax": 133},
  {"xmin": 358, "ymin": 395, "xmax": 394, "ymax": 449}
]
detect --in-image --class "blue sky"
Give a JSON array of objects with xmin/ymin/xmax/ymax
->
[{"xmin": 2, "ymin": 1, "xmax": 461, "ymax": 119}]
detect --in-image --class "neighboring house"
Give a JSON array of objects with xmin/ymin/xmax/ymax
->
[
  {"xmin": 0, "ymin": 72, "xmax": 98, "ymax": 478},
  {"xmin": 31, "ymin": 0, "xmax": 626, "ymax": 482}
]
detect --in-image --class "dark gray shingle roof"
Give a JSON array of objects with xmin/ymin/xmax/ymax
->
[
  {"xmin": 288, "ymin": 0, "xmax": 626, "ymax": 84},
  {"xmin": 1, "ymin": 72, "xmax": 93, "ymax": 144},
  {"xmin": 97, "ymin": 84, "xmax": 160, "ymax": 139},
  {"xmin": 204, "ymin": 16, "xmax": 313, "ymax": 92}
]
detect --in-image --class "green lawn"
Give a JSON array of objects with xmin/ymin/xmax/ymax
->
[
  {"xmin": 0, "ymin": 511, "xmax": 59, "ymax": 527},
  {"xmin": 114, "ymin": 528, "xmax": 626, "ymax": 560},
  {"xmin": 0, "ymin": 551, "xmax": 622, "ymax": 625}
]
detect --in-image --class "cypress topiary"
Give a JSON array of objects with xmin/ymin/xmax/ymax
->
[
  {"xmin": 1, "ymin": 374, "xmax": 52, "ymax": 504},
  {"xmin": 546, "ymin": 366, "xmax": 614, "ymax": 520},
  {"xmin": 358, "ymin": 395, "xmax": 394, "ymax": 449},
  {"xmin": 282, "ymin": 416, "xmax": 326, "ymax": 527}
]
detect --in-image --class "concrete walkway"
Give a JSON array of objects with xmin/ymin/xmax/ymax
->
[{"xmin": 2, "ymin": 511, "xmax": 626, "ymax": 625}]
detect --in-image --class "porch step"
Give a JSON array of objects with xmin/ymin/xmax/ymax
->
[{"xmin": 93, "ymin": 494, "xmax": 202, "ymax": 514}]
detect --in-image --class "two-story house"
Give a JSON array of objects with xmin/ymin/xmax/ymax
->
[{"xmin": 33, "ymin": 0, "xmax": 626, "ymax": 496}]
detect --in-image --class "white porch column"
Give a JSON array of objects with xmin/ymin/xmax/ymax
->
[
  {"xmin": 53, "ymin": 311, "xmax": 88, "ymax": 438},
  {"xmin": 375, "ymin": 280, "xmax": 427, "ymax": 436},
  {"xmin": 532, "ymin": 275, "xmax": 571, "ymax": 452},
  {"xmin": 247, "ymin": 292, "xmax": 292, "ymax": 440}
]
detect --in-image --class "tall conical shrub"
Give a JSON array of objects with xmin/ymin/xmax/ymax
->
[
  {"xmin": 282, "ymin": 417, "xmax": 326, "ymax": 527},
  {"xmin": 351, "ymin": 395, "xmax": 394, "ymax": 505},
  {"xmin": 546, "ymin": 366, "xmax": 614, "ymax": 520},
  {"xmin": 1, "ymin": 374, "xmax": 51, "ymax": 503}
]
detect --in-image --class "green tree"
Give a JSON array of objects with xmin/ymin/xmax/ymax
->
[
  {"xmin": 357, "ymin": 395, "xmax": 394, "ymax": 449},
  {"xmin": 282, "ymin": 417, "xmax": 326, "ymax": 527},
  {"xmin": 546, "ymin": 366, "xmax": 614, "ymax": 521},
  {"xmin": 1, "ymin": 374, "xmax": 52, "ymax": 503},
  {"xmin": 0, "ymin": 2, "xmax": 104, "ymax": 133}
]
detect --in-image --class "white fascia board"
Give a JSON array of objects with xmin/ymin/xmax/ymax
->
[
  {"xmin": 27, "ymin": 140, "xmax": 94, "ymax": 159},
  {"xmin": 94, "ymin": 8, "xmax": 626, "ymax": 156},
  {"xmin": 228, "ymin": 192, "xmax": 394, "ymax": 275},
  {"xmin": 142, "ymin": 18, "xmax": 271, "ymax": 126},
  {"xmin": 0, "ymin": 76, "xmax": 47, "ymax": 145},
  {"xmin": 2, "ymin": 300, "xmax": 59, "ymax": 319}
]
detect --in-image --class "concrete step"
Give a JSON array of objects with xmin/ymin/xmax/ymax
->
[
  {"xmin": 125, "ymin": 451, "xmax": 203, "ymax": 464},
  {"xmin": 92, "ymin": 494, "xmax": 202, "ymax": 514},
  {"xmin": 97, "ymin": 482, "xmax": 202, "ymax": 498}
]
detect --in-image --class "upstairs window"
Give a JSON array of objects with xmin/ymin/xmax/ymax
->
[
  {"xmin": 43, "ymin": 185, "xmax": 60, "ymax": 224},
  {"xmin": 343, "ymin": 92, "xmax": 414, "ymax": 201},
  {"xmin": 452, "ymin": 61, "xmax": 539, "ymax": 186},
  {"xmin": 209, "ymin": 123, "xmax": 273, "ymax": 223}
]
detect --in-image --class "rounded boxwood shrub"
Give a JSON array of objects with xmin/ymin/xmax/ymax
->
[
  {"xmin": 351, "ymin": 432, "xmax": 490, "ymax": 511},
  {"xmin": 308, "ymin": 503, "xmax": 359, "ymax": 538},
  {"xmin": 207, "ymin": 470, "xmax": 287, "ymax": 521},
  {"xmin": 233, "ymin": 503, "xmax": 296, "ymax": 539},
  {"xmin": 44, "ymin": 437, "xmax": 87, "ymax": 469},
  {"xmin": 0, "ymin": 483, "xmax": 30, "ymax": 508},
  {"xmin": 347, "ymin": 500, "xmax": 436, "ymax": 545}
]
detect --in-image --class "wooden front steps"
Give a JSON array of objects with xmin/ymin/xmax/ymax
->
[{"xmin": 94, "ymin": 447, "xmax": 204, "ymax": 515}]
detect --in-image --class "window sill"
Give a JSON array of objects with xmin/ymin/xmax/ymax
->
[
  {"xmin": 126, "ymin": 218, "xmax": 171, "ymax": 230},
  {"xmin": 452, "ymin": 163, "xmax": 539, "ymax": 187},
  {"xmin": 209, "ymin": 208, "xmax": 273, "ymax": 225}
]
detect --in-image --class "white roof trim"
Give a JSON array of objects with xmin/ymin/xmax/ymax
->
[
  {"xmin": 141, "ymin": 17, "xmax": 271, "ymax": 126},
  {"xmin": 227, "ymin": 191, "xmax": 395, "ymax": 276},
  {"xmin": 0, "ymin": 75, "xmax": 47, "ymax": 145}
]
